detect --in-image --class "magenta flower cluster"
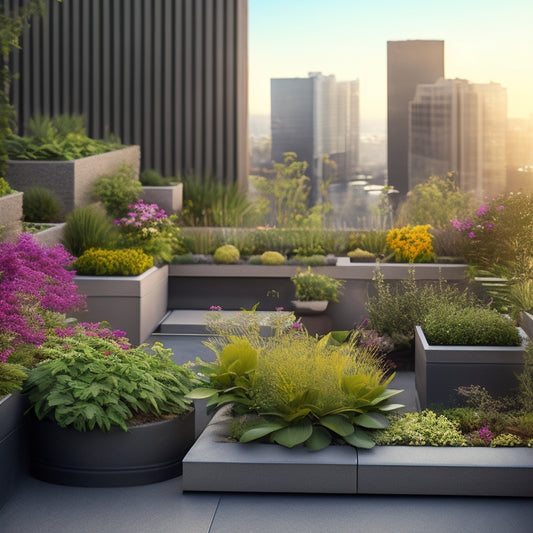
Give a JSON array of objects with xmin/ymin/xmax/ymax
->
[
  {"xmin": 0, "ymin": 234, "xmax": 86, "ymax": 362},
  {"xmin": 477, "ymin": 425, "xmax": 494, "ymax": 445},
  {"xmin": 450, "ymin": 202, "xmax": 502, "ymax": 239},
  {"xmin": 114, "ymin": 200, "xmax": 168, "ymax": 237}
]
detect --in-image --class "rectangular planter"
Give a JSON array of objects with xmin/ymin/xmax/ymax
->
[
  {"xmin": 183, "ymin": 407, "xmax": 533, "ymax": 497},
  {"xmin": 0, "ymin": 191, "xmax": 23, "ymax": 241},
  {"xmin": 6, "ymin": 145, "xmax": 140, "ymax": 213},
  {"xmin": 519, "ymin": 311, "xmax": 533, "ymax": 340},
  {"xmin": 141, "ymin": 183, "xmax": 183, "ymax": 214},
  {"xmin": 72, "ymin": 265, "xmax": 168, "ymax": 345},
  {"xmin": 31, "ymin": 222, "xmax": 66, "ymax": 247},
  {"xmin": 415, "ymin": 326, "xmax": 527, "ymax": 409}
]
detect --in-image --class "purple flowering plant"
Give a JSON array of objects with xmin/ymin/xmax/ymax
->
[{"xmin": 0, "ymin": 234, "xmax": 86, "ymax": 362}]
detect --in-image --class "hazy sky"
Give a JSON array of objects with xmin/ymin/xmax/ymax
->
[{"xmin": 249, "ymin": 0, "xmax": 533, "ymax": 122}]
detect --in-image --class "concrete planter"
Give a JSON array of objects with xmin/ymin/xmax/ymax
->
[
  {"xmin": 0, "ymin": 191, "xmax": 23, "ymax": 241},
  {"xmin": 519, "ymin": 311, "xmax": 533, "ymax": 340},
  {"xmin": 73, "ymin": 265, "xmax": 168, "ymax": 345},
  {"xmin": 414, "ymin": 326, "xmax": 527, "ymax": 409},
  {"xmin": 30, "ymin": 411, "xmax": 195, "ymax": 487},
  {"xmin": 0, "ymin": 392, "xmax": 29, "ymax": 510},
  {"xmin": 183, "ymin": 407, "xmax": 533, "ymax": 497},
  {"xmin": 6, "ymin": 145, "xmax": 140, "ymax": 213},
  {"xmin": 31, "ymin": 222, "xmax": 66, "ymax": 247},
  {"xmin": 141, "ymin": 183, "xmax": 183, "ymax": 214}
]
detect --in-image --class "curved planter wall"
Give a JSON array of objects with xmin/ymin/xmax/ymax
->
[{"xmin": 30, "ymin": 411, "xmax": 195, "ymax": 487}]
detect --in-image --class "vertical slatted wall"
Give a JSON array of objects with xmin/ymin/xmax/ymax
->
[{"xmin": 6, "ymin": 0, "xmax": 249, "ymax": 188}]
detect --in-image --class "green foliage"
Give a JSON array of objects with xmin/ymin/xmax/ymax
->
[
  {"xmin": 422, "ymin": 304, "xmax": 522, "ymax": 346},
  {"xmin": 139, "ymin": 169, "xmax": 178, "ymax": 186},
  {"xmin": 181, "ymin": 172, "xmax": 260, "ymax": 227},
  {"xmin": 291, "ymin": 267, "xmax": 344, "ymax": 302},
  {"xmin": 188, "ymin": 320, "xmax": 402, "ymax": 450},
  {"xmin": 213, "ymin": 244, "xmax": 240, "ymax": 264},
  {"xmin": 91, "ymin": 163, "xmax": 143, "ymax": 219},
  {"xmin": 22, "ymin": 186, "xmax": 62, "ymax": 222},
  {"xmin": 74, "ymin": 248, "xmax": 153, "ymax": 276},
  {"xmin": 348, "ymin": 230, "xmax": 388, "ymax": 255},
  {"xmin": 62, "ymin": 206, "xmax": 118, "ymax": 257},
  {"xmin": 373, "ymin": 410, "xmax": 467, "ymax": 446},
  {"xmin": 260, "ymin": 251, "xmax": 286, "ymax": 265},
  {"xmin": 6, "ymin": 114, "xmax": 123, "ymax": 161},
  {"xmin": 518, "ymin": 343, "xmax": 533, "ymax": 412},
  {"xmin": 490, "ymin": 433, "xmax": 525, "ymax": 447},
  {"xmin": 348, "ymin": 248, "xmax": 376, "ymax": 261},
  {"xmin": 366, "ymin": 268, "xmax": 477, "ymax": 349},
  {"xmin": 171, "ymin": 253, "xmax": 196, "ymax": 265},
  {"xmin": 291, "ymin": 254, "xmax": 328, "ymax": 267},
  {"xmin": 0, "ymin": 362, "xmax": 28, "ymax": 396},
  {"xmin": 24, "ymin": 337, "xmax": 196, "ymax": 432},
  {"xmin": 0, "ymin": 177, "xmax": 14, "ymax": 197},
  {"xmin": 397, "ymin": 174, "xmax": 473, "ymax": 230}
]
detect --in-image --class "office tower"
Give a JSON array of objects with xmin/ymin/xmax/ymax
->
[
  {"xmin": 408, "ymin": 78, "xmax": 507, "ymax": 199},
  {"xmin": 271, "ymin": 73, "xmax": 359, "ymax": 203},
  {"xmin": 7, "ymin": 0, "xmax": 248, "ymax": 189},
  {"xmin": 387, "ymin": 40, "xmax": 445, "ymax": 194}
]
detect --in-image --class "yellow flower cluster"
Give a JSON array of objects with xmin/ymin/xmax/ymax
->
[{"xmin": 386, "ymin": 225, "xmax": 435, "ymax": 263}]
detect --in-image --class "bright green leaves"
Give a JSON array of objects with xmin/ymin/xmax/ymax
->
[{"xmin": 220, "ymin": 337, "xmax": 258, "ymax": 374}]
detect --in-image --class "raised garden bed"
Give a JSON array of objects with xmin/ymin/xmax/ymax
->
[{"xmin": 0, "ymin": 191, "xmax": 23, "ymax": 241}]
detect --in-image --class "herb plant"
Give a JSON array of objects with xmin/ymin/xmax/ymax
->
[{"xmin": 291, "ymin": 267, "xmax": 344, "ymax": 302}]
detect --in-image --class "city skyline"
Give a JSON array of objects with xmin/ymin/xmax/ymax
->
[{"xmin": 249, "ymin": 0, "xmax": 533, "ymax": 122}]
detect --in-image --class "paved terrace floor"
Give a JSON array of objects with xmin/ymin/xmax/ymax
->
[{"xmin": 2, "ymin": 333, "xmax": 532, "ymax": 533}]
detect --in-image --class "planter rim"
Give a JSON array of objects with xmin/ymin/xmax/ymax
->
[{"xmin": 75, "ymin": 264, "xmax": 161, "ymax": 282}]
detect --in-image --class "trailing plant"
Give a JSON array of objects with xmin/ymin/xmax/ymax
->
[
  {"xmin": 74, "ymin": 248, "xmax": 153, "ymax": 276},
  {"xmin": 0, "ymin": 233, "xmax": 85, "ymax": 362},
  {"xmin": 91, "ymin": 163, "xmax": 143, "ymax": 219},
  {"xmin": 291, "ymin": 267, "xmax": 344, "ymax": 302},
  {"xmin": 213, "ymin": 244, "xmax": 240, "ymax": 264},
  {"xmin": 62, "ymin": 206, "xmax": 118, "ymax": 257},
  {"xmin": 24, "ymin": 323, "xmax": 197, "ymax": 431},
  {"xmin": 372, "ymin": 410, "xmax": 467, "ymax": 446},
  {"xmin": 188, "ymin": 319, "xmax": 403, "ymax": 450},
  {"xmin": 386, "ymin": 224, "xmax": 436, "ymax": 263},
  {"xmin": 422, "ymin": 304, "xmax": 522, "ymax": 346},
  {"xmin": 22, "ymin": 186, "xmax": 63, "ymax": 222}
]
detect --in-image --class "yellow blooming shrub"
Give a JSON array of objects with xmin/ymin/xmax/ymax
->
[
  {"xmin": 386, "ymin": 225, "xmax": 436, "ymax": 263},
  {"xmin": 74, "ymin": 248, "xmax": 153, "ymax": 276}
]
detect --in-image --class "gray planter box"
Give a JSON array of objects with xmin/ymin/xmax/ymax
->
[
  {"xmin": 141, "ymin": 183, "xmax": 183, "ymax": 214},
  {"xmin": 519, "ymin": 311, "xmax": 533, "ymax": 340},
  {"xmin": 183, "ymin": 407, "xmax": 533, "ymax": 497},
  {"xmin": 0, "ymin": 392, "xmax": 29, "ymax": 510},
  {"xmin": 6, "ymin": 145, "xmax": 140, "ymax": 213},
  {"xmin": 415, "ymin": 326, "xmax": 527, "ymax": 409},
  {"xmin": 0, "ymin": 191, "xmax": 23, "ymax": 241},
  {"xmin": 31, "ymin": 222, "xmax": 66, "ymax": 247},
  {"xmin": 72, "ymin": 265, "xmax": 168, "ymax": 345}
]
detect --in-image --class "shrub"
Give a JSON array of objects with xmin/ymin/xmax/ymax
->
[
  {"xmin": 0, "ymin": 362, "xmax": 28, "ymax": 396},
  {"xmin": 373, "ymin": 410, "xmax": 467, "ymax": 446},
  {"xmin": 74, "ymin": 248, "xmax": 153, "ymax": 276},
  {"xmin": 24, "ymin": 323, "xmax": 197, "ymax": 431},
  {"xmin": 213, "ymin": 244, "xmax": 240, "ymax": 264},
  {"xmin": 291, "ymin": 267, "xmax": 344, "ymax": 302},
  {"xmin": 422, "ymin": 304, "xmax": 522, "ymax": 346},
  {"xmin": 348, "ymin": 230, "xmax": 388, "ymax": 255},
  {"xmin": 22, "ymin": 186, "xmax": 63, "ymax": 222},
  {"xmin": 386, "ymin": 224, "xmax": 436, "ymax": 263},
  {"xmin": 260, "ymin": 251, "xmax": 285, "ymax": 265},
  {"xmin": 140, "ymin": 169, "xmax": 166, "ymax": 186},
  {"xmin": 91, "ymin": 163, "xmax": 143, "ymax": 219},
  {"xmin": 0, "ymin": 177, "xmax": 14, "ymax": 197},
  {"xmin": 62, "ymin": 206, "xmax": 118, "ymax": 257},
  {"xmin": 348, "ymin": 248, "xmax": 376, "ymax": 262},
  {"xmin": 171, "ymin": 253, "xmax": 195, "ymax": 265},
  {"xmin": 490, "ymin": 433, "xmax": 524, "ymax": 447},
  {"xmin": 290, "ymin": 254, "xmax": 328, "ymax": 267}
]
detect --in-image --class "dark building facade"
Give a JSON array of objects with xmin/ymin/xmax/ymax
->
[
  {"xmin": 6, "ymin": 0, "xmax": 248, "ymax": 189},
  {"xmin": 387, "ymin": 40, "xmax": 444, "ymax": 194}
]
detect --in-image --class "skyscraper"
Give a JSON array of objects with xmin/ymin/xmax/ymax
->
[
  {"xmin": 387, "ymin": 40, "xmax": 445, "ymax": 194},
  {"xmin": 271, "ymin": 72, "xmax": 359, "ymax": 203},
  {"xmin": 409, "ymin": 78, "xmax": 507, "ymax": 199}
]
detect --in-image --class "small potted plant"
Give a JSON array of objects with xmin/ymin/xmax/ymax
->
[
  {"xmin": 24, "ymin": 322, "xmax": 199, "ymax": 487},
  {"xmin": 290, "ymin": 267, "xmax": 344, "ymax": 314}
]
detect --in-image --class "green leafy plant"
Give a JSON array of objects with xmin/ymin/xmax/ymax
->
[
  {"xmin": 291, "ymin": 267, "xmax": 344, "ymax": 302},
  {"xmin": 260, "ymin": 251, "xmax": 286, "ymax": 265},
  {"xmin": 348, "ymin": 230, "xmax": 388, "ymax": 255},
  {"xmin": 422, "ymin": 304, "xmax": 522, "ymax": 346},
  {"xmin": 24, "ymin": 323, "xmax": 197, "ymax": 431},
  {"xmin": 140, "ymin": 169, "xmax": 178, "ymax": 187},
  {"xmin": 0, "ymin": 177, "xmax": 14, "ymax": 197},
  {"xmin": 187, "ymin": 319, "xmax": 403, "ymax": 450},
  {"xmin": 74, "ymin": 248, "xmax": 153, "ymax": 276},
  {"xmin": 62, "ymin": 206, "xmax": 118, "ymax": 257},
  {"xmin": 518, "ymin": 342, "xmax": 533, "ymax": 412},
  {"xmin": 22, "ymin": 186, "xmax": 63, "ymax": 222},
  {"xmin": 213, "ymin": 244, "xmax": 240, "ymax": 264},
  {"xmin": 290, "ymin": 254, "xmax": 328, "ymax": 267},
  {"xmin": 0, "ymin": 362, "xmax": 28, "ymax": 397},
  {"xmin": 348, "ymin": 248, "xmax": 376, "ymax": 262},
  {"xmin": 490, "ymin": 433, "xmax": 525, "ymax": 447},
  {"xmin": 91, "ymin": 163, "xmax": 143, "ymax": 219}
]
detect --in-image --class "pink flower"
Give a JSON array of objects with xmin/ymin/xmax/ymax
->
[
  {"xmin": 476, "ymin": 204, "xmax": 488, "ymax": 216},
  {"xmin": 468, "ymin": 232, "xmax": 476, "ymax": 239},
  {"xmin": 498, "ymin": 205, "xmax": 504, "ymax": 210},
  {"xmin": 487, "ymin": 223, "xmax": 493, "ymax": 228},
  {"xmin": 209, "ymin": 305, "xmax": 222, "ymax": 311},
  {"xmin": 292, "ymin": 322, "xmax": 302, "ymax": 329},
  {"xmin": 275, "ymin": 306, "xmax": 284, "ymax": 312}
]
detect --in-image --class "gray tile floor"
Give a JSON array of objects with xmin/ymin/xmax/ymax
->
[{"xmin": 2, "ymin": 334, "xmax": 532, "ymax": 533}]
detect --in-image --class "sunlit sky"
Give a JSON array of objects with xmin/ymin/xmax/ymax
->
[{"xmin": 249, "ymin": 0, "xmax": 533, "ymax": 122}]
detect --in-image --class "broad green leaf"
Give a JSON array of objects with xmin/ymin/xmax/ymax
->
[
  {"xmin": 353, "ymin": 412, "xmax": 390, "ymax": 429},
  {"xmin": 220, "ymin": 338, "xmax": 258, "ymax": 374},
  {"xmin": 319, "ymin": 414, "xmax": 355, "ymax": 437},
  {"xmin": 185, "ymin": 387, "xmax": 218, "ymax": 400},
  {"xmin": 329, "ymin": 330, "xmax": 352, "ymax": 344},
  {"xmin": 370, "ymin": 388, "xmax": 404, "ymax": 405},
  {"xmin": 378, "ymin": 403, "xmax": 405, "ymax": 412},
  {"xmin": 240, "ymin": 423, "xmax": 286, "ymax": 443},
  {"xmin": 343, "ymin": 427, "xmax": 376, "ymax": 449},
  {"xmin": 284, "ymin": 408, "xmax": 312, "ymax": 422},
  {"xmin": 272, "ymin": 421, "xmax": 313, "ymax": 448},
  {"xmin": 305, "ymin": 426, "xmax": 332, "ymax": 451}
]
